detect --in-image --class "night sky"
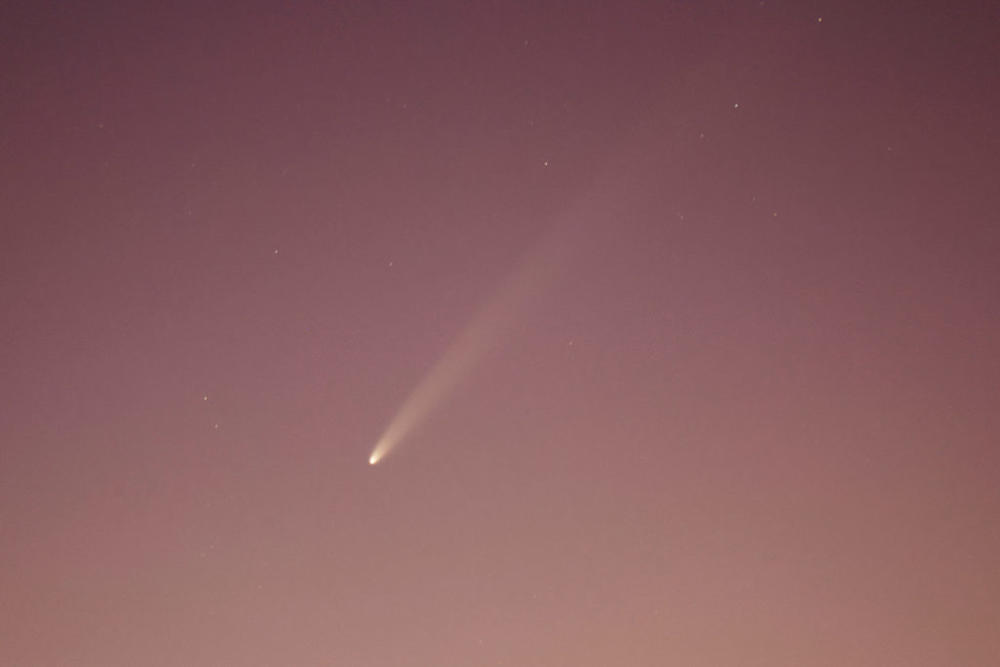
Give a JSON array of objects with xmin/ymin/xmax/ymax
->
[{"xmin": 2, "ymin": 1, "xmax": 999, "ymax": 664}]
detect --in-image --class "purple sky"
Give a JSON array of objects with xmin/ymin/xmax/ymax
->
[{"xmin": 2, "ymin": 1, "xmax": 999, "ymax": 664}]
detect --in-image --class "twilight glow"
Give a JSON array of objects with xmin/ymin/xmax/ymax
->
[{"xmin": 2, "ymin": 2, "xmax": 997, "ymax": 665}]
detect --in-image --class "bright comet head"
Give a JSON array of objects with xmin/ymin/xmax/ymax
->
[{"xmin": 368, "ymin": 453, "xmax": 378, "ymax": 465}]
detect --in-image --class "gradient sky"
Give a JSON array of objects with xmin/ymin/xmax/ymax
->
[{"xmin": 2, "ymin": 1, "xmax": 999, "ymax": 665}]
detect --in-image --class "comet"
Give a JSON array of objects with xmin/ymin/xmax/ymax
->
[
  {"xmin": 367, "ymin": 227, "xmax": 571, "ymax": 466},
  {"xmin": 366, "ymin": 119, "xmax": 657, "ymax": 466}
]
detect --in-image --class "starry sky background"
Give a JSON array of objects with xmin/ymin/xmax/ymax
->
[{"xmin": 2, "ymin": 1, "xmax": 999, "ymax": 664}]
